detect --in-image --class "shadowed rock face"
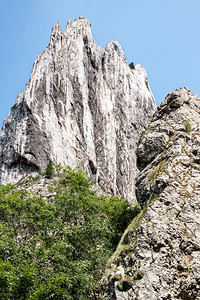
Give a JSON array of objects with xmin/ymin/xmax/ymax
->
[
  {"xmin": 0, "ymin": 17, "xmax": 156, "ymax": 200},
  {"xmin": 102, "ymin": 87, "xmax": 200, "ymax": 299}
]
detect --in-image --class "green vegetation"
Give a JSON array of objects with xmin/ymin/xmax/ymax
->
[
  {"xmin": 129, "ymin": 62, "xmax": 135, "ymax": 70},
  {"xmin": 0, "ymin": 167, "xmax": 139, "ymax": 299},
  {"xmin": 135, "ymin": 271, "xmax": 144, "ymax": 280},
  {"xmin": 45, "ymin": 160, "xmax": 54, "ymax": 179},
  {"xmin": 148, "ymin": 160, "xmax": 166, "ymax": 184},
  {"xmin": 183, "ymin": 120, "xmax": 192, "ymax": 133},
  {"xmin": 104, "ymin": 195, "xmax": 156, "ymax": 275},
  {"xmin": 117, "ymin": 279, "xmax": 132, "ymax": 292}
]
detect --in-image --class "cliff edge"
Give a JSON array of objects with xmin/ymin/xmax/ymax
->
[{"xmin": 102, "ymin": 87, "xmax": 200, "ymax": 299}]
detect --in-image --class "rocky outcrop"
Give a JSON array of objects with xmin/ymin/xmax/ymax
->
[
  {"xmin": 102, "ymin": 87, "xmax": 200, "ymax": 299},
  {"xmin": 0, "ymin": 17, "xmax": 155, "ymax": 200}
]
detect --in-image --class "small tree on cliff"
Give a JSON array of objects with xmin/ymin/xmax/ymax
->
[{"xmin": 45, "ymin": 160, "xmax": 54, "ymax": 179}]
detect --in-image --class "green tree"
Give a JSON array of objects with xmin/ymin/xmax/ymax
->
[
  {"xmin": 0, "ymin": 168, "xmax": 140, "ymax": 299},
  {"xmin": 45, "ymin": 160, "xmax": 54, "ymax": 179}
]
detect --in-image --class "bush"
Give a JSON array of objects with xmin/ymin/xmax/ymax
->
[
  {"xmin": 183, "ymin": 120, "xmax": 192, "ymax": 133},
  {"xmin": 0, "ymin": 169, "xmax": 140, "ymax": 299},
  {"xmin": 129, "ymin": 62, "xmax": 135, "ymax": 69},
  {"xmin": 45, "ymin": 160, "xmax": 54, "ymax": 179}
]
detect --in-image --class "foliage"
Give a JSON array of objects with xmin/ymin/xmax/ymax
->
[
  {"xmin": 0, "ymin": 168, "xmax": 139, "ymax": 299},
  {"xmin": 45, "ymin": 160, "xmax": 54, "ymax": 179},
  {"xmin": 117, "ymin": 279, "xmax": 132, "ymax": 292},
  {"xmin": 129, "ymin": 62, "xmax": 135, "ymax": 69},
  {"xmin": 183, "ymin": 120, "xmax": 192, "ymax": 133}
]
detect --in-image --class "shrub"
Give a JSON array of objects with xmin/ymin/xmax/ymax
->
[
  {"xmin": 129, "ymin": 62, "xmax": 135, "ymax": 69},
  {"xmin": 117, "ymin": 280, "xmax": 132, "ymax": 292},
  {"xmin": 45, "ymin": 160, "xmax": 54, "ymax": 179},
  {"xmin": 183, "ymin": 120, "xmax": 192, "ymax": 133}
]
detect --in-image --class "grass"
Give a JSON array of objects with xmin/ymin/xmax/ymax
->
[{"xmin": 148, "ymin": 160, "xmax": 167, "ymax": 184}]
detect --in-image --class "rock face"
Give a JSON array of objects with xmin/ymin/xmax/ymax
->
[
  {"xmin": 0, "ymin": 17, "xmax": 155, "ymax": 200},
  {"xmin": 102, "ymin": 87, "xmax": 200, "ymax": 299}
]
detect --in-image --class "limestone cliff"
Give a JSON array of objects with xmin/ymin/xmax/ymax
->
[
  {"xmin": 102, "ymin": 87, "xmax": 200, "ymax": 299},
  {"xmin": 0, "ymin": 17, "xmax": 155, "ymax": 200}
]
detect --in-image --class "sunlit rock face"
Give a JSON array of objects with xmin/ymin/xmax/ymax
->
[
  {"xmin": 102, "ymin": 88, "xmax": 200, "ymax": 299},
  {"xmin": 0, "ymin": 17, "xmax": 156, "ymax": 200}
]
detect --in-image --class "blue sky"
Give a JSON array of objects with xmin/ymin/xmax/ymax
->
[{"xmin": 0, "ymin": 0, "xmax": 200, "ymax": 126}]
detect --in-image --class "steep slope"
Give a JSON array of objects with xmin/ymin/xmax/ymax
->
[
  {"xmin": 0, "ymin": 17, "xmax": 156, "ymax": 200},
  {"xmin": 102, "ymin": 87, "xmax": 200, "ymax": 299}
]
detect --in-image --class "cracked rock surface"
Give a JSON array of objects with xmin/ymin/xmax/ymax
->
[
  {"xmin": 0, "ymin": 17, "xmax": 155, "ymax": 200},
  {"xmin": 102, "ymin": 87, "xmax": 200, "ymax": 299}
]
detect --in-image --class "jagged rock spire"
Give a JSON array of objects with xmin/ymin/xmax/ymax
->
[{"xmin": 0, "ymin": 17, "xmax": 156, "ymax": 200}]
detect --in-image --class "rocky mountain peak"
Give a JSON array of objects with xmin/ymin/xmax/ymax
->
[
  {"xmin": 49, "ymin": 17, "xmax": 93, "ymax": 49},
  {"xmin": 155, "ymin": 86, "xmax": 199, "ymax": 119},
  {"xmin": 137, "ymin": 86, "xmax": 200, "ymax": 172},
  {"xmin": 49, "ymin": 22, "xmax": 62, "ymax": 45},
  {"xmin": 65, "ymin": 16, "xmax": 91, "ymax": 34},
  {"xmin": 0, "ymin": 17, "xmax": 156, "ymax": 200}
]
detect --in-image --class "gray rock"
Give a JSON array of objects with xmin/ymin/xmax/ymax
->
[
  {"xmin": 102, "ymin": 87, "xmax": 200, "ymax": 299},
  {"xmin": 0, "ymin": 17, "xmax": 156, "ymax": 200}
]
